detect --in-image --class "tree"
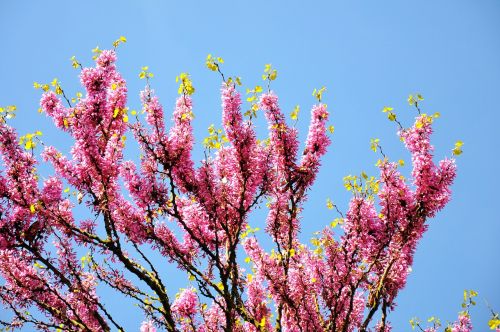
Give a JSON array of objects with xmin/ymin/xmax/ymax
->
[{"xmin": 0, "ymin": 40, "xmax": 496, "ymax": 332}]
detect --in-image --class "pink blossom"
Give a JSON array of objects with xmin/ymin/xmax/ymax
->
[
  {"xmin": 140, "ymin": 320, "xmax": 157, "ymax": 332},
  {"xmin": 0, "ymin": 48, "xmax": 463, "ymax": 332},
  {"xmin": 172, "ymin": 287, "xmax": 198, "ymax": 317}
]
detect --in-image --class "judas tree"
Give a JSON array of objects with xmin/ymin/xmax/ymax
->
[{"xmin": 0, "ymin": 40, "xmax": 495, "ymax": 332}]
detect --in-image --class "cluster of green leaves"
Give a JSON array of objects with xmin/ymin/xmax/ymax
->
[
  {"xmin": 34, "ymin": 77, "xmax": 82, "ymax": 108},
  {"xmin": 408, "ymin": 93, "xmax": 424, "ymax": 107},
  {"xmin": 19, "ymin": 131, "xmax": 43, "ymax": 151},
  {"xmin": 382, "ymin": 106, "xmax": 397, "ymax": 122},
  {"xmin": 206, "ymin": 54, "xmax": 243, "ymax": 87},
  {"xmin": 262, "ymin": 64, "xmax": 277, "ymax": 82},
  {"xmin": 410, "ymin": 316, "xmax": 442, "ymax": 331},
  {"xmin": 202, "ymin": 124, "xmax": 229, "ymax": 150},
  {"xmin": 370, "ymin": 138, "xmax": 381, "ymax": 153},
  {"xmin": 34, "ymin": 78, "xmax": 62, "ymax": 95},
  {"xmin": 325, "ymin": 198, "xmax": 344, "ymax": 228},
  {"xmin": 290, "ymin": 105, "xmax": 300, "ymax": 122},
  {"xmin": 112, "ymin": 36, "xmax": 127, "ymax": 49},
  {"xmin": 205, "ymin": 54, "xmax": 224, "ymax": 72},
  {"xmin": 33, "ymin": 261, "xmax": 46, "ymax": 269},
  {"xmin": 80, "ymin": 253, "xmax": 91, "ymax": 269},
  {"xmin": 138, "ymin": 66, "xmax": 154, "ymax": 80},
  {"xmin": 70, "ymin": 92, "xmax": 83, "ymax": 105},
  {"xmin": 310, "ymin": 233, "xmax": 326, "ymax": 258},
  {"xmin": 113, "ymin": 107, "xmax": 131, "ymax": 123},
  {"xmin": 489, "ymin": 313, "xmax": 500, "ymax": 330},
  {"xmin": 91, "ymin": 46, "xmax": 102, "ymax": 60},
  {"xmin": 240, "ymin": 225, "xmax": 261, "ymax": 241},
  {"xmin": 70, "ymin": 55, "xmax": 81, "ymax": 69},
  {"xmin": 453, "ymin": 140, "xmax": 464, "ymax": 156},
  {"xmin": 461, "ymin": 289, "xmax": 478, "ymax": 313},
  {"xmin": 175, "ymin": 72, "xmax": 195, "ymax": 96},
  {"xmin": 244, "ymin": 85, "xmax": 263, "ymax": 119},
  {"xmin": 342, "ymin": 172, "xmax": 380, "ymax": 200},
  {"xmin": 226, "ymin": 76, "xmax": 242, "ymax": 87},
  {"xmin": 312, "ymin": 86, "xmax": 326, "ymax": 103}
]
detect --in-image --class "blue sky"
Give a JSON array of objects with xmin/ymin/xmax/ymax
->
[{"xmin": 1, "ymin": 0, "xmax": 499, "ymax": 330}]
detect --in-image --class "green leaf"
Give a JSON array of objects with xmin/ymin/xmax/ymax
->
[
  {"xmin": 488, "ymin": 318, "xmax": 500, "ymax": 330},
  {"xmin": 290, "ymin": 105, "xmax": 299, "ymax": 120},
  {"xmin": 326, "ymin": 198, "xmax": 334, "ymax": 210}
]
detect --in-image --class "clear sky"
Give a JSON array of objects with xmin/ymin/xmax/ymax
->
[{"xmin": 0, "ymin": 0, "xmax": 499, "ymax": 330}]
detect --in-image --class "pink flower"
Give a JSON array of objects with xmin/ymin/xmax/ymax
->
[
  {"xmin": 140, "ymin": 320, "xmax": 157, "ymax": 332},
  {"xmin": 172, "ymin": 287, "xmax": 198, "ymax": 318}
]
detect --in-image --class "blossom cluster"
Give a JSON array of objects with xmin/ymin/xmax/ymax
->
[{"xmin": 0, "ymin": 47, "xmax": 472, "ymax": 332}]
